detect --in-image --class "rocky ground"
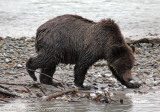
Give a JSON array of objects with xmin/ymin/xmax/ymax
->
[{"xmin": 0, "ymin": 36, "xmax": 160, "ymax": 103}]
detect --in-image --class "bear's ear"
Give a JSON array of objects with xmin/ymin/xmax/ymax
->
[
  {"xmin": 130, "ymin": 45, "xmax": 135, "ymax": 53},
  {"xmin": 109, "ymin": 46, "xmax": 126, "ymax": 63}
]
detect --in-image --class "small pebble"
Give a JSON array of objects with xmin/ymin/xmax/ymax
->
[{"xmin": 17, "ymin": 64, "xmax": 23, "ymax": 68}]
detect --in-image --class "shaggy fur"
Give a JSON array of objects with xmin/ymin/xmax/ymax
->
[{"xmin": 26, "ymin": 14, "xmax": 140, "ymax": 89}]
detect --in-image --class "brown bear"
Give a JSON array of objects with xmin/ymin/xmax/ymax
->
[{"xmin": 26, "ymin": 14, "xmax": 140, "ymax": 90}]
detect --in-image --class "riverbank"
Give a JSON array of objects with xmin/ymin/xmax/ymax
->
[{"xmin": 0, "ymin": 36, "xmax": 160, "ymax": 104}]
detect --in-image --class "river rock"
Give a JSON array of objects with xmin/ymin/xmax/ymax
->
[
  {"xmin": 16, "ymin": 64, "xmax": 23, "ymax": 68},
  {"xmin": 25, "ymin": 38, "xmax": 34, "ymax": 42}
]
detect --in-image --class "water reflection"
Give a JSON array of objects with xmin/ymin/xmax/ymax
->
[
  {"xmin": 0, "ymin": 98, "xmax": 131, "ymax": 112},
  {"xmin": 1, "ymin": 91, "xmax": 160, "ymax": 112}
]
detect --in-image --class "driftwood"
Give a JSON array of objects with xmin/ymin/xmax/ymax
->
[
  {"xmin": 0, "ymin": 85, "xmax": 10, "ymax": 90},
  {"xmin": 126, "ymin": 38, "xmax": 160, "ymax": 44},
  {"xmin": 0, "ymin": 82, "xmax": 28, "ymax": 86},
  {"xmin": 24, "ymin": 86, "xmax": 32, "ymax": 93},
  {"xmin": 46, "ymin": 88, "xmax": 78, "ymax": 101},
  {"xmin": 38, "ymin": 86, "xmax": 46, "ymax": 95},
  {"xmin": 0, "ymin": 98, "xmax": 9, "ymax": 103},
  {"xmin": 0, "ymin": 89, "xmax": 18, "ymax": 97},
  {"xmin": 0, "ymin": 82, "xmax": 47, "ymax": 95}
]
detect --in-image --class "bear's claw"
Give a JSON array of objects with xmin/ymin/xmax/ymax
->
[
  {"xmin": 125, "ymin": 82, "xmax": 141, "ymax": 88},
  {"xmin": 75, "ymin": 84, "xmax": 91, "ymax": 90}
]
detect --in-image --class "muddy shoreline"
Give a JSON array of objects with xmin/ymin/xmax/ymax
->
[{"xmin": 0, "ymin": 37, "xmax": 160, "ymax": 105}]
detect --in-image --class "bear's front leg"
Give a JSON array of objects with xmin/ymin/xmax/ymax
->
[
  {"xmin": 74, "ymin": 51, "xmax": 99, "ymax": 90},
  {"xmin": 124, "ymin": 82, "xmax": 141, "ymax": 88},
  {"xmin": 74, "ymin": 64, "xmax": 91, "ymax": 90}
]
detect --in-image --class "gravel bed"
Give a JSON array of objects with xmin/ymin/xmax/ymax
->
[{"xmin": 0, "ymin": 36, "xmax": 160, "ymax": 101}]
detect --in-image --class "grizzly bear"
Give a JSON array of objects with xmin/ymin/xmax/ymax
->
[{"xmin": 26, "ymin": 14, "xmax": 140, "ymax": 90}]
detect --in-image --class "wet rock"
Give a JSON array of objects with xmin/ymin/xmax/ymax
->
[
  {"xmin": 5, "ymin": 71, "xmax": 15, "ymax": 75},
  {"xmin": 93, "ymin": 86, "xmax": 98, "ymax": 89},
  {"xmin": 90, "ymin": 93, "xmax": 96, "ymax": 99},
  {"xmin": 61, "ymin": 95, "xmax": 69, "ymax": 101},
  {"xmin": 13, "ymin": 75, "xmax": 18, "ymax": 78},
  {"xmin": 5, "ymin": 58, "xmax": 10, "ymax": 63},
  {"xmin": 94, "ymin": 61, "xmax": 107, "ymax": 67},
  {"xmin": 42, "ymin": 96, "xmax": 48, "ymax": 101},
  {"xmin": 158, "ymin": 67, "xmax": 160, "ymax": 72},
  {"xmin": 36, "ymin": 92, "xmax": 43, "ymax": 97},
  {"xmin": 103, "ymin": 73, "xmax": 112, "ymax": 77},
  {"xmin": 25, "ymin": 38, "xmax": 34, "ymax": 42},
  {"xmin": 135, "ymin": 48, "xmax": 141, "ymax": 54},
  {"xmin": 29, "ymin": 94, "xmax": 37, "ymax": 98},
  {"xmin": 16, "ymin": 64, "xmax": 23, "ymax": 68},
  {"xmin": 65, "ymin": 65, "xmax": 70, "ymax": 70},
  {"xmin": 94, "ymin": 73, "xmax": 102, "ymax": 78}
]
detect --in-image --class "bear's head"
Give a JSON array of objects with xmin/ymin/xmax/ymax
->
[{"xmin": 108, "ymin": 45, "xmax": 140, "ymax": 88}]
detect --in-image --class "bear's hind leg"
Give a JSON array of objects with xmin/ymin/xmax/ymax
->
[
  {"xmin": 40, "ymin": 65, "xmax": 55, "ymax": 85},
  {"xmin": 40, "ymin": 64, "xmax": 62, "ymax": 87},
  {"xmin": 26, "ymin": 57, "xmax": 42, "ymax": 81},
  {"xmin": 26, "ymin": 53, "xmax": 55, "ymax": 81}
]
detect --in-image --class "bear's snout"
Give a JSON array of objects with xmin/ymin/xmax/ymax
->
[
  {"xmin": 122, "ymin": 70, "xmax": 133, "ymax": 82},
  {"xmin": 127, "ymin": 78, "xmax": 133, "ymax": 82}
]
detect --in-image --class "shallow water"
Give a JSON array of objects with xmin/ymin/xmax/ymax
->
[
  {"xmin": 0, "ymin": 0, "xmax": 160, "ymax": 39},
  {"xmin": 0, "ymin": 90, "xmax": 160, "ymax": 112}
]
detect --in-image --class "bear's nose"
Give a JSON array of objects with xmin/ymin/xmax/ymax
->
[{"xmin": 128, "ymin": 78, "xmax": 133, "ymax": 82}]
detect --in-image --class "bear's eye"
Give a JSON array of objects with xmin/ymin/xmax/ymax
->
[
  {"xmin": 125, "ymin": 66, "xmax": 131, "ymax": 69},
  {"xmin": 125, "ymin": 66, "xmax": 128, "ymax": 69}
]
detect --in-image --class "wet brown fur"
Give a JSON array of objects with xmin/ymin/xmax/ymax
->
[{"xmin": 26, "ymin": 14, "xmax": 140, "ymax": 88}]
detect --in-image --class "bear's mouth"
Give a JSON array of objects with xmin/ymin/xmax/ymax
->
[
  {"xmin": 108, "ymin": 65, "xmax": 140, "ymax": 88},
  {"xmin": 108, "ymin": 65, "xmax": 127, "ymax": 85}
]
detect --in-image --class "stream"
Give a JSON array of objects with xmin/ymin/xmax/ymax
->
[
  {"xmin": 0, "ymin": 0, "xmax": 160, "ymax": 39},
  {"xmin": 0, "ymin": 90, "xmax": 160, "ymax": 112}
]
